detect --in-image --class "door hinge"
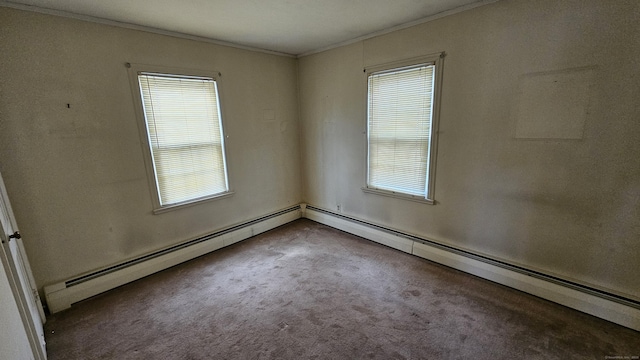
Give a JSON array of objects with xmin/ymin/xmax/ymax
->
[{"xmin": 3, "ymin": 231, "xmax": 21, "ymax": 243}]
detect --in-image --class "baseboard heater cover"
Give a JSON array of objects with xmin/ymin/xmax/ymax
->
[
  {"xmin": 302, "ymin": 204, "xmax": 640, "ymax": 331},
  {"xmin": 44, "ymin": 205, "xmax": 301, "ymax": 313}
]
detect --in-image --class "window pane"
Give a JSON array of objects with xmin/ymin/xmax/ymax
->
[
  {"xmin": 368, "ymin": 65, "xmax": 434, "ymax": 197},
  {"xmin": 138, "ymin": 74, "xmax": 229, "ymax": 206}
]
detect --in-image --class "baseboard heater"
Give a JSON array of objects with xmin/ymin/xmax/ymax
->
[
  {"xmin": 302, "ymin": 204, "xmax": 640, "ymax": 331},
  {"xmin": 44, "ymin": 205, "xmax": 302, "ymax": 313}
]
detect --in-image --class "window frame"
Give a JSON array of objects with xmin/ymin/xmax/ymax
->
[
  {"xmin": 362, "ymin": 52, "xmax": 444, "ymax": 205},
  {"xmin": 127, "ymin": 63, "xmax": 233, "ymax": 214}
]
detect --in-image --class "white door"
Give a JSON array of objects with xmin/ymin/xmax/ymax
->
[
  {"xmin": 1, "ymin": 253, "xmax": 35, "ymax": 360},
  {"xmin": 0, "ymin": 169, "xmax": 46, "ymax": 359}
]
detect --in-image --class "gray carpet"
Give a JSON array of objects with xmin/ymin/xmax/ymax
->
[{"xmin": 44, "ymin": 219, "xmax": 639, "ymax": 359}]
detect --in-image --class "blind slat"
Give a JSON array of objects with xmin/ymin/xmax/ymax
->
[
  {"xmin": 367, "ymin": 65, "xmax": 435, "ymax": 197},
  {"xmin": 138, "ymin": 73, "xmax": 229, "ymax": 206}
]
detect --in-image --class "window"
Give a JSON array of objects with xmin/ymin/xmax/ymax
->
[
  {"xmin": 364, "ymin": 53, "xmax": 443, "ymax": 204},
  {"xmin": 129, "ymin": 65, "xmax": 231, "ymax": 212}
]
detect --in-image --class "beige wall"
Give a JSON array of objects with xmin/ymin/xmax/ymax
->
[
  {"xmin": 299, "ymin": 0, "xmax": 640, "ymax": 300},
  {"xmin": 0, "ymin": 8, "xmax": 301, "ymax": 291}
]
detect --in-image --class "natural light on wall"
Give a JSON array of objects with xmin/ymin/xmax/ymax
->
[
  {"xmin": 367, "ymin": 64, "xmax": 435, "ymax": 199},
  {"xmin": 138, "ymin": 73, "xmax": 229, "ymax": 207}
]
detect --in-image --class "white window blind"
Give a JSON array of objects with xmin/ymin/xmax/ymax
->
[
  {"xmin": 367, "ymin": 64, "xmax": 435, "ymax": 197},
  {"xmin": 138, "ymin": 73, "xmax": 229, "ymax": 206}
]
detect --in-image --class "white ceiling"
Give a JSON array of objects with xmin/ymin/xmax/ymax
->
[{"xmin": 3, "ymin": 0, "xmax": 490, "ymax": 56}]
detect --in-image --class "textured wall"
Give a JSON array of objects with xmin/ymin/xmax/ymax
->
[
  {"xmin": 0, "ymin": 8, "xmax": 301, "ymax": 291},
  {"xmin": 299, "ymin": 0, "xmax": 640, "ymax": 300}
]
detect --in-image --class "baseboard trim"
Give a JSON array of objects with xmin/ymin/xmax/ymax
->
[
  {"xmin": 302, "ymin": 204, "xmax": 640, "ymax": 331},
  {"xmin": 44, "ymin": 205, "xmax": 301, "ymax": 313}
]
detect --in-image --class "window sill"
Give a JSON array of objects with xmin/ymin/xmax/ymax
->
[
  {"xmin": 152, "ymin": 191, "xmax": 235, "ymax": 214},
  {"xmin": 361, "ymin": 187, "xmax": 435, "ymax": 205}
]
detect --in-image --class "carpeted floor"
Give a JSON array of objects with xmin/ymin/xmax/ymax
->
[{"xmin": 44, "ymin": 219, "xmax": 639, "ymax": 359}]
